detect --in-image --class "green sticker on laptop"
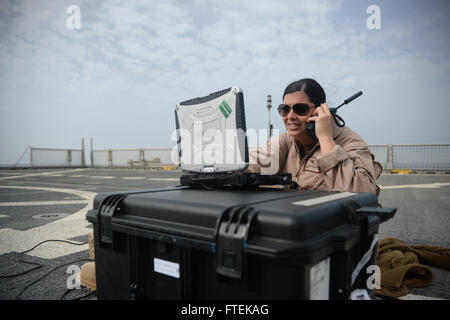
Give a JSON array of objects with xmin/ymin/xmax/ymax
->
[{"xmin": 219, "ymin": 100, "xmax": 232, "ymax": 118}]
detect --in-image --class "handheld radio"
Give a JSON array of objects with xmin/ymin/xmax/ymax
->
[{"xmin": 305, "ymin": 91, "xmax": 363, "ymax": 142}]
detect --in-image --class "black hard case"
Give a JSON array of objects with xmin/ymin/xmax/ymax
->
[{"xmin": 86, "ymin": 187, "xmax": 393, "ymax": 300}]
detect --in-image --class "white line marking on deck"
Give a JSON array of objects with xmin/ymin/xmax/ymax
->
[
  {"xmin": 69, "ymin": 175, "xmax": 116, "ymax": 179},
  {"xmin": 0, "ymin": 169, "xmax": 87, "ymax": 180},
  {"xmin": 89, "ymin": 176, "xmax": 115, "ymax": 179},
  {"xmin": 0, "ymin": 190, "xmax": 49, "ymax": 197},
  {"xmin": 0, "ymin": 185, "xmax": 96, "ymax": 259},
  {"xmin": 380, "ymin": 182, "xmax": 450, "ymax": 189},
  {"xmin": 0, "ymin": 200, "xmax": 88, "ymax": 206},
  {"xmin": 122, "ymin": 177, "xmax": 146, "ymax": 180}
]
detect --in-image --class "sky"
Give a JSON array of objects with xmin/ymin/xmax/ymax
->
[{"xmin": 0, "ymin": 0, "xmax": 449, "ymax": 165}]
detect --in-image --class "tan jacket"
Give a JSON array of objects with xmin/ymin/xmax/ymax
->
[
  {"xmin": 376, "ymin": 237, "xmax": 450, "ymax": 297},
  {"xmin": 247, "ymin": 124, "xmax": 382, "ymax": 195}
]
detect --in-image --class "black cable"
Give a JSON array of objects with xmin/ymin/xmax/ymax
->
[
  {"xmin": 0, "ymin": 238, "xmax": 93, "ymax": 299},
  {"xmin": 14, "ymin": 239, "xmax": 91, "ymax": 299},
  {"xmin": 15, "ymin": 258, "xmax": 92, "ymax": 300},
  {"xmin": 0, "ymin": 239, "xmax": 88, "ymax": 279},
  {"xmin": 20, "ymin": 239, "xmax": 88, "ymax": 254},
  {"xmin": 61, "ymin": 288, "xmax": 97, "ymax": 300},
  {"xmin": 0, "ymin": 260, "xmax": 42, "ymax": 279}
]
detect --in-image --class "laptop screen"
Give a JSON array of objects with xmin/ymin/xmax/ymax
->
[{"xmin": 175, "ymin": 87, "xmax": 249, "ymax": 173}]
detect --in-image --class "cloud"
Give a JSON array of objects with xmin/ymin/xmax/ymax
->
[{"xmin": 0, "ymin": 0, "xmax": 449, "ymax": 164}]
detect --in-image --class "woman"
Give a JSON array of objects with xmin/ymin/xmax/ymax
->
[{"xmin": 248, "ymin": 78, "xmax": 382, "ymax": 195}]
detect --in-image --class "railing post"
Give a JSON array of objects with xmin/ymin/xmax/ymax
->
[
  {"xmin": 108, "ymin": 149, "xmax": 113, "ymax": 168},
  {"xmin": 90, "ymin": 138, "xmax": 94, "ymax": 168},
  {"xmin": 140, "ymin": 149, "xmax": 145, "ymax": 169},
  {"xmin": 387, "ymin": 144, "xmax": 393, "ymax": 171},
  {"xmin": 67, "ymin": 150, "xmax": 72, "ymax": 168},
  {"xmin": 30, "ymin": 147, "xmax": 33, "ymax": 168},
  {"xmin": 81, "ymin": 137, "xmax": 86, "ymax": 168}
]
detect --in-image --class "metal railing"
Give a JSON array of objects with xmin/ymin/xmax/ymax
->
[
  {"xmin": 91, "ymin": 148, "xmax": 177, "ymax": 169},
  {"xmin": 15, "ymin": 146, "xmax": 86, "ymax": 168},
  {"xmin": 90, "ymin": 144, "xmax": 449, "ymax": 172},
  {"xmin": 13, "ymin": 143, "xmax": 449, "ymax": 172},
  {"xmin": 368, "ymin": 144, "xmax": 450, "ymax": 172},
  {"xmin": 367, "ymin": 145, "xmax": 390, "ymax": 170}
]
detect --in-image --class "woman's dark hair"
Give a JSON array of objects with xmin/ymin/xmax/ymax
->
[{"xmin": 283, "ymin": 78, "xmax": 326, "ymax": 106}]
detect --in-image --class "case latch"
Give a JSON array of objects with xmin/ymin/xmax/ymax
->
[
  {"xmin": 98, "ymin": 194, "xmax": 128, "ymax": 246},
  {"xmin": 216, "ymin": 207, "xmax": 256, "ymax": 279}
]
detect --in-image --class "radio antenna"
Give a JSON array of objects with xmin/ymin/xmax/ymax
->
[{"xmin": 334, "ymin": 91, "xmax": 363, "ymax": 111}]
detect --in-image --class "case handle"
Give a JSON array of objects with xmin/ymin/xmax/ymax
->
[{"xmin": 356, "ymin": 207, "xmax": 397, "ymax": 223}]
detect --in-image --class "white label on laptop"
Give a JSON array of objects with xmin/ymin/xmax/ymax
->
[
  {"xmin": 154, "ymin": 258, "xmax": 180, "ymax": 278},
  {"xmin": 310, "ymin": 257, "xmax": 330, "ymax": 300},
  {"xmin": 292, "ymin": 192, "xmax": 357, "ymax": 206}
]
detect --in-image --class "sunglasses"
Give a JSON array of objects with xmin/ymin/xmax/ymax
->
[{"xmin": 277, "ymin": 103, "xmax": 315, "ymax": 117}]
